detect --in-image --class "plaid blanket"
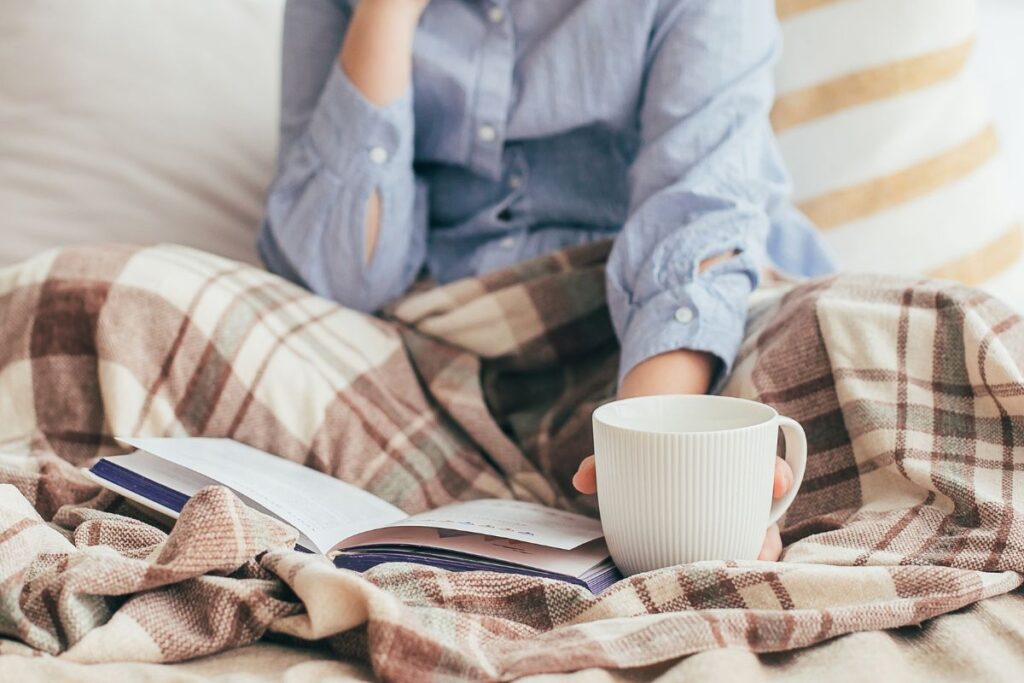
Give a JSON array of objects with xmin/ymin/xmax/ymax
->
[{"xmin": 1, "ymin": 244, "xmax": 1022, "ymax": 681}]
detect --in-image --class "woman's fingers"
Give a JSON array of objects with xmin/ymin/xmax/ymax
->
[
  {"xmin": 773, "ymin": 456, "xmax": 794, "ymax": 499},
  {"xmin": 757, "ymin": 524, "xmax": 783, "ymax": 561},
  {"xmin": 572, "ymin": 455, "xmax": 597, "ymax": 494}
]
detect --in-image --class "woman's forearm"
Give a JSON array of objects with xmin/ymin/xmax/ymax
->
[
  {"xmin": 340, "ymin": 0, "xmax": 426, "ymax": 262},
  {"xmin": 616, "ymin": 252, "xmax": 735, "ymax": 399},
  {"xmin": 618, "ymin": 349, "xmax": 715, "ymax": 399},
  {"xmin": 341, "ymin": 0, "xmax": 426, "ymax": 105},
  {"xmin": 263, "ymin": 0, "xmax": 428, "ymax": 307}
]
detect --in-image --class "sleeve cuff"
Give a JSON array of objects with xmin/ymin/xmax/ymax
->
[
  {"xmin": 615, "ymin": 275, "xmax": 752, "ymax": 392},
  {"xmin": 307, "ymin": 63, "xmax": 415, "ymax": 180}
]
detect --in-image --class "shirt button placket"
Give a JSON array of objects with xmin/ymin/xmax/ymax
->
[{"xmin": 471, "ymin": 2, "xmax": 513, "ymax": 178}]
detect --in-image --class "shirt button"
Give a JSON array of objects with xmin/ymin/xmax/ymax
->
[
  {"xmin": 498, "ymin": 236, "xmax": 516, "ymax": 249},
  {"xmin": 369, "ymin": 146, "xmax": 389, "ymax": 164},
  {"xmin": 508, "ymin": 174, "xmax": 523, "ymax": 189},
  {"xmin": 674, "ymin": 307, "xmax": 695, "ymax": 324},
  {"xmin": 477, "ymin": 125, "xmax": 497, "ymax": 143},
  {"xmin": 487, "ymin": 6, "xmax": 505, "ymax": 23}
]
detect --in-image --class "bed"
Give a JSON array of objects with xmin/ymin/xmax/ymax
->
[{"xmin": 1, "ymin": 1, "xmax": 1022, "ymax": 680}]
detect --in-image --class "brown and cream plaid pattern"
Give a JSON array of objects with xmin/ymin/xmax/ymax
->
[{"xmin": 0, "ymin": 244, "xmax": 1022, "ymax": 681}]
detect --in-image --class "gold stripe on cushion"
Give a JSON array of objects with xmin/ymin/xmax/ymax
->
[
  {"xmin": 772, "ymin": 41, "xmax": 974, "ymax": 133},
  {"xmin": 776, "ymin": 0, "xmax": 842, "ymax": 21},
  {"xmin": 928, "ymin": 225, "xmax": 1024, "ymax": 285},
  {"xmin": 800, "ymin": 125, "xmax": 999, "ymax": 230}
]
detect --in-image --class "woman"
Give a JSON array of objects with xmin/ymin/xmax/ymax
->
[{"xmin": 259, "ymin": 0, "xmax": 837, "ymax": 560}]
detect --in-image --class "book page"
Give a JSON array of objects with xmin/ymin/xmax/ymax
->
[
  {"xmin": 116, "ymin": 437, "xmax": 407, "ymax": 554},
  {"xmin": 338, "ymin": 526, "xmax": 609, "ymax": 577},
  {"xmin": 376, "ymin": 499, "xmax": 604, "ymax": 550},
  {"xmin": 86, "ymin": 451, "xmax": 219, "ymax": 514},
  {"xmin": 85, "ymin": 452, "xmax": 321, "ymax": 551}
]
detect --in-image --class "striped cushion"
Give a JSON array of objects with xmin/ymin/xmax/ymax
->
[{"xmin": 774, "ymin": 0, "xmax": 1022, "ymax": 306}]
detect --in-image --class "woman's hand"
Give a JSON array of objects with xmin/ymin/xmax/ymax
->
[{"xmin": 574, "ymin": 347, "xmax": 795, "ymax": 562}]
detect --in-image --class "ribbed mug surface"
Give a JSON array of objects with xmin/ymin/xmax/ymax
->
[{"xmin": 592, "ymin": 395, "xmax": 806, "ymax": 576}]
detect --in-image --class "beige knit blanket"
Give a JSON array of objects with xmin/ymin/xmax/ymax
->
[{"xmin": 0, "ymin": 243, "xmax": 1021, "ymax": 680}]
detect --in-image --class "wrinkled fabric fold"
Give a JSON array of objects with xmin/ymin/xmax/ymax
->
[{"xmin": 0, "ymin": 244, "xmax": 1021, "ymax": 681}]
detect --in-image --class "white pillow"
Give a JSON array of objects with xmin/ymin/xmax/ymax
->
[
  {"xmin": 967, "ymin": 0, "xmax": 1024, "ymax": 302},
  {"xmin": 774, "ymin": 0, "xmax": 1023, "ymax": 308},
  {"xmin": 3, "ymin": 0, "xmax": 1019, "ymax": 309},
  {"xmin": 971, "ymin": 0, "xmax": 1024, "ymax": 214},
  {"xmin": 0, "ymin": 0, "xmax": 284, "ymax": 267}
]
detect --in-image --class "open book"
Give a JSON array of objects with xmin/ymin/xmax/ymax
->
[{"xmin": 84, "ymin": 438, "xmax": 620, "ymax": 593}]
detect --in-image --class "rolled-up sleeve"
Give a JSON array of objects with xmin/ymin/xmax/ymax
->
[
  {"xmin": 259, "ymin": 0, "xmax": 426, "ymax": 312},
  {"xmin": 607, "ymin": 0, "xmax": 790, "ymax": 387}
]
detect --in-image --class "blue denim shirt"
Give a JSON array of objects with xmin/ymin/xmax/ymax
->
[{"xmin": 259, "ymin": 0, "xmax": 836, "ymax": 384}]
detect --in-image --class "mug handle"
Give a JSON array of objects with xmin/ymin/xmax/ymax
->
[{"xmin": 767, "ymin": 416, "xmax": 808, "ymax": 526}]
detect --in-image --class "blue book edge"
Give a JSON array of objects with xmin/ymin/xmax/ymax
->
[{"xmin": 88, "ymin": 458, "xmax": 620, "ymax": 593}]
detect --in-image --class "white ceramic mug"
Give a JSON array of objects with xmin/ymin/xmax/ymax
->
[{"xmin": 592, "ymin": 395, "xmax": 807, "ymax": 576}]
